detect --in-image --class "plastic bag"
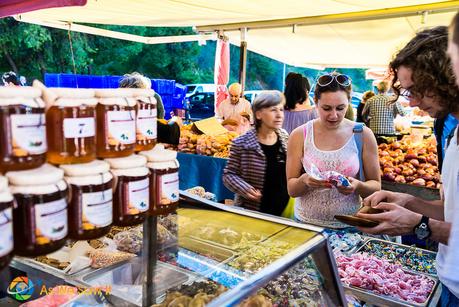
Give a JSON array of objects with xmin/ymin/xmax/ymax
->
[
  {"xmin": 305, "ymin": 163, "xmax": 350, "ymax": 188},
  {"xmin": 113, "ymin": 227, "xmax": 143, "ymax": 254}
]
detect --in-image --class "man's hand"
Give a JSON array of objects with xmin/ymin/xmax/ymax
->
[
  {"xmin": 245, "ymin": 188, "xmax": 262, "ymax": 202},
  {"xmin": 356, "ymin": 202, "xmax": 422, "ymax": 236},
  {"xmin": 363, "ymin": 190, "xmax": 414, "ymax": 208}
]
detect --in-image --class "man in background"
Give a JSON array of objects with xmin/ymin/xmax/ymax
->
[
  {"xmin": 216, "ymin": 82, "xmax": 252, "ymax": 122},
  {"xmin": 362, "ymin": 80, "xmax": 406, "ymax": 139}
]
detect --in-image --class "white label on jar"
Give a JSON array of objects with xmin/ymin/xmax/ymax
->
[
  {"xmin": 35, "ymin": 198, "xmax": 68, "ymax": 242},
  {"xmin": 107, "ymin": 110, "xmax": 136, "ymax": 145},
  {"xmin": 82, "ymin": 188, "xmax": 113, "ymax": 228},
  {"xmin": 160, "ymin": 172, "xmax": 179, "ymax": 204},
  {"xmin": 0, "ymin": 208, "xmax": 13, "ymax": 257},
  {"xmin": 10, "ymin": 113, "xmax": 47, "ymax": 155},
  {"xmin": 63, "ymin": 117, "xmax": 96, "ymax": 138},
  {"xmin": 128, "ymin": 178, "xmax": 149, "ymax": 213},
  {"xmin": 137, "ymin": 108, "xmax": 157, "ymax": 139}
]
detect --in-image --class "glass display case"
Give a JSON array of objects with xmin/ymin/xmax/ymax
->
[{"xmin": 7, "ymin": 190, "xmax": 346, "ymax": 306}]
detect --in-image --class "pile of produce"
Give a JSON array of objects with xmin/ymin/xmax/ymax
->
[
  {"xmin": 378, "ymin": 137, "xmax": 440, "ymax": 188},
  {"xmin": 176, "ymin": 125, "xmax": 238, "ymax": 158}
]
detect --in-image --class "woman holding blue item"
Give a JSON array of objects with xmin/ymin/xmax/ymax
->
[{"xmin": 286, "ymin": 72, "xmax": 381, "ymax": 228}]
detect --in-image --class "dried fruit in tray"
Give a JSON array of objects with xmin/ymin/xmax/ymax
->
[{"xmin": 228, "ymin": 241, "xmax": 295, "ymax": 273}]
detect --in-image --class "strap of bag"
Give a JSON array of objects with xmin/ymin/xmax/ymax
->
[{"xmin": 353, "ymin": 123, "xmax": 365, "ymax": 181}]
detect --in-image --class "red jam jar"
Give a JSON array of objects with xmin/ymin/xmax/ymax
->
[
  {"xmin": 133, "ymin": 89, "xmax": 157, "ymax": 152},
  {"xmin": 7, "ymin": 164, "xmax": 68, "ymax": 257},
  {"xmin": 0, "ymin": 176, "xmax": 14, "ymax": 270},
  {"xmin": 60, "ymin": 160, "xmax": 113, "ymax": 240},
  {"xmin": 95, "ymin": 89, "xmax": 137, "ymax": 159},
  {"xmin": 140, "ymin": 145, "xmax": 179, "ymax": 216},
  {"xmin": 0, "ymin": 87, "xmax": 47, "ymax": 173},
  {"xmin": 105, "ymin": 154, "xmax": 150, "ymax": 226}
]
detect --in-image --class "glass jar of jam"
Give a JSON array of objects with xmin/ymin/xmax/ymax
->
[
  {"xmin": 60, "ymin": 160, "xmax": 113, "ymax": 240},
  {"xmin": 0, "ymin": 176, "xmax": 14, "ymax": 270},
  {"xmin": 45, "ymin": 88, "xmax": 97, "ymax": 165},
  {"xmin": 140, "ymin": 145, "xmax": 179, "ymax": 216},
  {"xmin": 105, "ymin": 154, "xmax": 149, "ymax": 226},
  {"xmin": 6, "ymin": 164, "xmax": 68, "ymax": 257},
  {"xmin": 95, "ymin": 89, "xmax": 136, "ymax": 158},
  {"xmin": 133, "ymin": 89, "xmax": 157, "ymax": 152},
  {"xmin": 0, "ymin": 87, "xmax": 47, "ymax": 173}
]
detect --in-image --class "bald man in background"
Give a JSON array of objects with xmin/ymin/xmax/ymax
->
[{"xmin": 216, "ymin": 83, "xmax": 252, "ymax": 122}]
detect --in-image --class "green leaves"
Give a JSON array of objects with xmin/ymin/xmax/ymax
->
[{"xmin": 0, "ymin": 18, "xmax": 371, "ymax": 92}]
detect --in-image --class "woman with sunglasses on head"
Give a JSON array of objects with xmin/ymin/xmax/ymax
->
[{"xmin": 286, "ymin": 72, "xmax": 381, "ymax": 228}]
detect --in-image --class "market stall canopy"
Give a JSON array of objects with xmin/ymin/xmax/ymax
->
[
  {"xmin": 12, "ymin": 0, "xmax": 459, "ymax": 68},
  {"xmin": 0, "ymin": 0, "xmax": 86, "ymax": 18}
]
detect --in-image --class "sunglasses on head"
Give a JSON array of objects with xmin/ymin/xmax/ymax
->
[{"xmin": 317, "ymin": 74, "xmax": 352, "ymax": 87}]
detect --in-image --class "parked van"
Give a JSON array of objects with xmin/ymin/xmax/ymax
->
[{"xmin": 185, "ymin": 83, "xmax": 216, "ymax": 98}]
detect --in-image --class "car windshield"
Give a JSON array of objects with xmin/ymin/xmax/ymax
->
[{"xmin": 186, "ymin": 86, "xmax": 196, "ymax": 93}]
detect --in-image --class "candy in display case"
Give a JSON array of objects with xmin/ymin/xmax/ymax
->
[
  {"xmin": 174, "ymin": 192, "xmax": 347, "ymax": 307},
  {"xmin": 61, "ymin": 192, "xmax": 346, "ymax": 306}
]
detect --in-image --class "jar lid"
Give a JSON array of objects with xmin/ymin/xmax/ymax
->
[
  {"xmin": 147, "ymin": 160, "xmax": 180, "ymax": 170},
  {"xmin": 6, "ymin": 164, "xmax": 64, "ymax": 186},
  {"xmin": 10, "ymin": 179, "xmax": 67, "ymax": 195},
  {"xmin": 0, "ymin": 86, "xmax": 41, "ymax": 98},
  {"xmin": 60, "ymin": 160, "xmax": 110, "ymax": 177},
  {"xmin": 0, "ymin": 176, "xmax": 8, "ymax": 192},
  {"xmin": 131, "ymin": 89, "xmax": 156, "ymax": 105},
  {"xmin": 0, "ymin": 86, "xmax": 45, "ymax": 108},
  {"xmin": 65, "ymin": 172, "xmax": 113, "ymax": 186},
  {"xmin": 95, "ymin": 89, "xmax": 137, "ymax": 107},
  {"xmin": 105, "ymin": 154, "xmax": 147, "ymax": 170},
  {"xmin": 0, "ymin": 191, "xmax": 13, "ymax": 203},
  {"xmin": 139, "ymin": 144, "xmax": 177, "ymax": 162},
  {"xmin": 111, "ymin": 167, "xmax": 149, "ymax": 178},
  {"xmin": 45, "ymin": 88, "xmax": 98, "ymax": 108}
]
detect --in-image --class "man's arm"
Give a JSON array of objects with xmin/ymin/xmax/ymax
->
[
  {"xmin": 405, "ymin": 198, "xmax": 444, "ymax": 221},
  {"xmin": 429, "ymin": 218, "xmax": 451, "ymax": 244},
  {"xmin": 363, "ymin": 190, "xmax": 445, "ymax": 221},
  {"xmin": 357, "ymin": 202, "xmax": 450, "ymax": 244}
]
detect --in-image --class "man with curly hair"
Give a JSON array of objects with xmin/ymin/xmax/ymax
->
[
  {"xmin": 390, "ymin": 26, "xmax": 459, "ymax": 169},
  {"xmin": 356, "ymin": 24, "xmax": 459, "ymax": 306}
]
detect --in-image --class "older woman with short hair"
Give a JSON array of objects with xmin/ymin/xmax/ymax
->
[{"xmin": 223, "ymin": 90, "xmax": 289, "ymax": 216}]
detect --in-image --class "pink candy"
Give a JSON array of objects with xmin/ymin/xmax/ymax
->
[{"xmin": 337, "ymin": 253, "xmax": 435, "ymax": 304}]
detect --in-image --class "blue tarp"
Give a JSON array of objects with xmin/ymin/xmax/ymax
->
[{"xmin": 177, "ymin": 152, "xmax": 234, "ymax": 202}]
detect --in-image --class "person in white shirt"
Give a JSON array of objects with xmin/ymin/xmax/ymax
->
[
  {"xmin": 216, "ymin": 82, "xmax": 252, "ymax": 122},
  {"xmin": 355, "ymin": 24, "xmax": 459, "ymax": 306}
]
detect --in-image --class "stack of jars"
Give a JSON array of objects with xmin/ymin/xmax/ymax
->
[{"xmin": 0, "ymin": 85, "xmax": 167, "ymax": 265}]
